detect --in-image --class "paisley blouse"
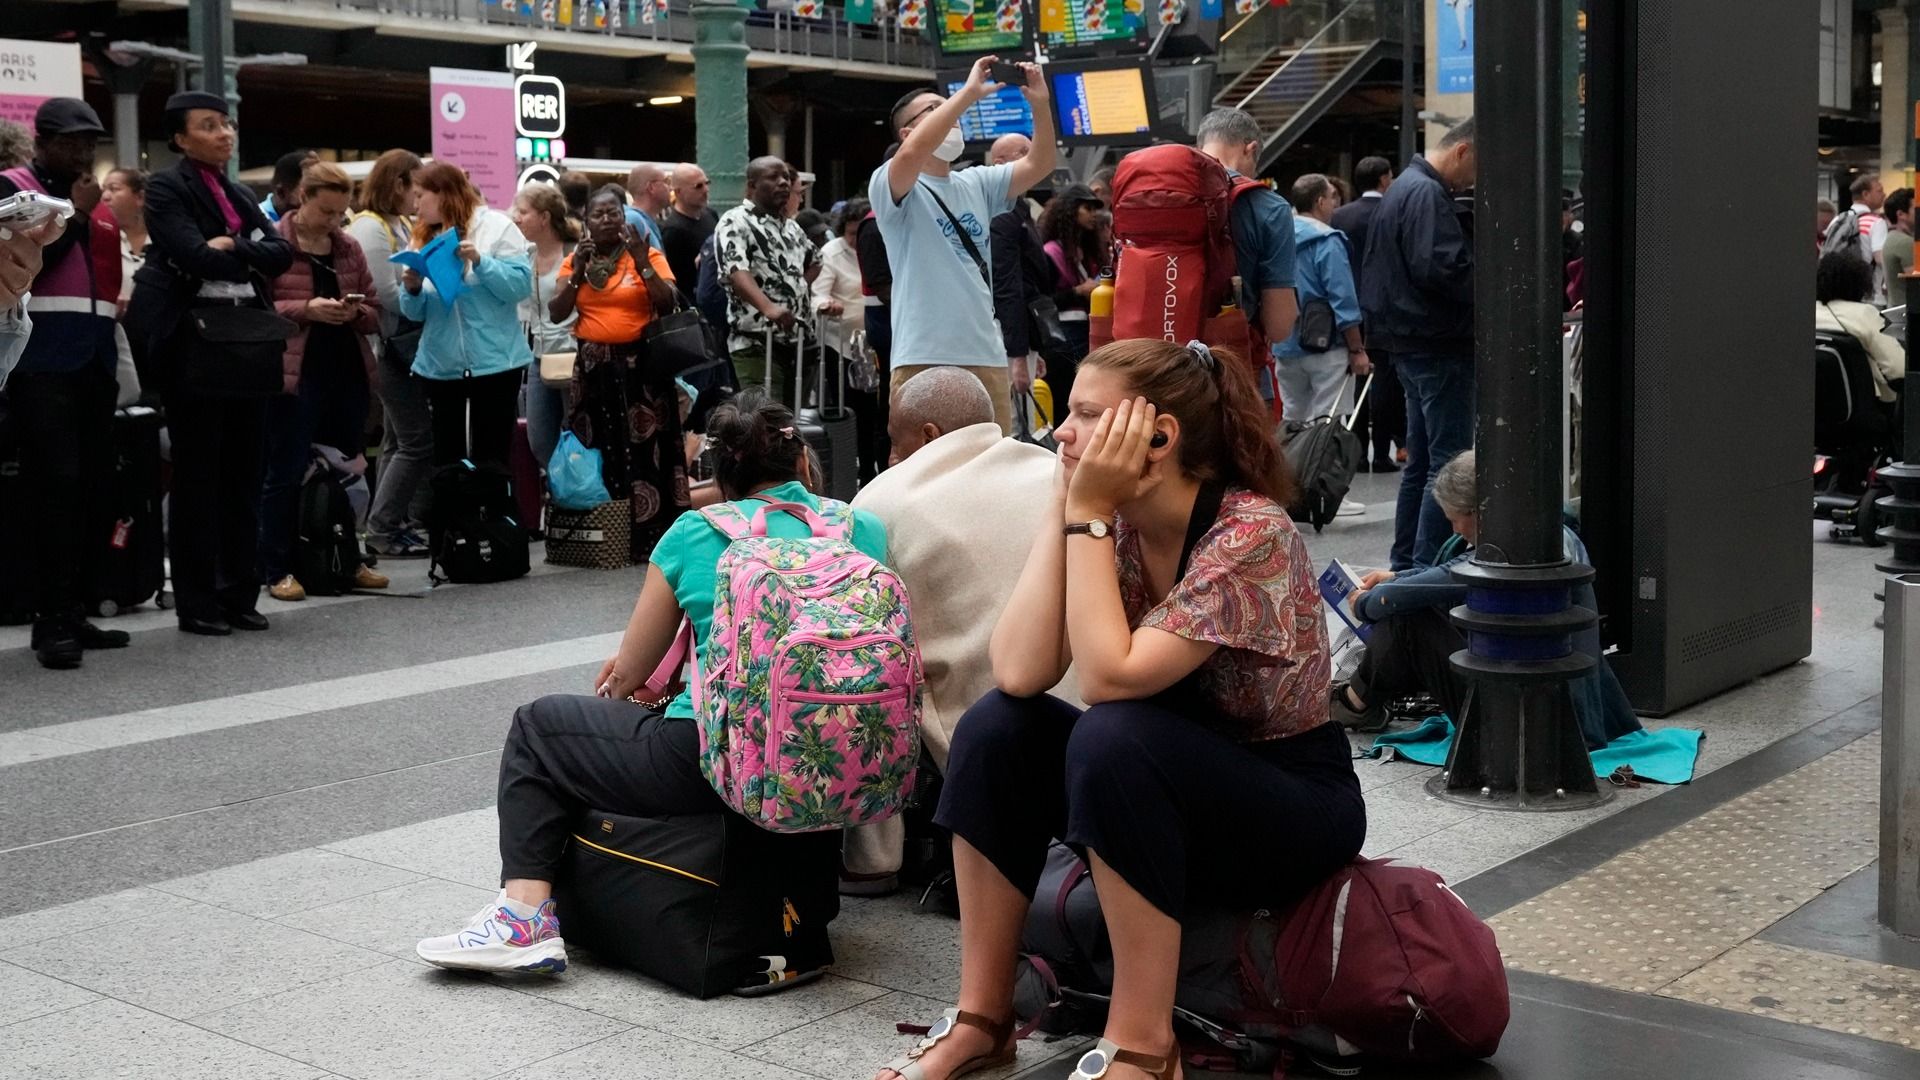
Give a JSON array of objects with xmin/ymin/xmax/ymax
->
[{"xmin": 1115, "ymin": 487, "xmax": 1331, "ymax": 742}]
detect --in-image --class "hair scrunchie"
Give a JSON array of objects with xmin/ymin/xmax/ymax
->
[{"xmin": 1184, "ymin": 340, "xmax": 1218, "ymax": 372}]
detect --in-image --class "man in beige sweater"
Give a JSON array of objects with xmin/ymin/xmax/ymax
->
[{"xmin": 843, "ymin": 366, "xmax": 1075, "ymax": 888}]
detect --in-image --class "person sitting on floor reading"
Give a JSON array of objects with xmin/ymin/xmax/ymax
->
[
  {"xmin": 415, "ymin": 388, "xmax": 888, "ymax": 975},
  {"xmin": 1334, "ymin": 449, "xmax": 1642, "ymax": 749},
  {"xmin": 873, "ymin": 339, "xmax": 1364, "ymax": 1080}
]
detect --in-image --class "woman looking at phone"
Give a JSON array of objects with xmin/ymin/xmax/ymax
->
[
  {"xmin": 874, "ymin": 339, "xmax": 1363, "ymax": 1080},
  {"xmin": 260, "ymin": 162, "xmax": 388, "ymax": 602},
  {"xmin": 547, "ymin": 184, "xmax": 686, "ymax": 562}
]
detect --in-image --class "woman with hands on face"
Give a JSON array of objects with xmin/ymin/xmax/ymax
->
[
  {"xmin": 548, "ymin": 185, "xmax": 687, "ymax": 563},
  {"xmin": 873, "ymin": 340, "xmax": 1363, "ymax": 1080}
]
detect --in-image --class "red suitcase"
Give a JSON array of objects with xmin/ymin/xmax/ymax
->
[{"xmin": 509, "ymin": 417, "xmax": 544, "ymax": 538}]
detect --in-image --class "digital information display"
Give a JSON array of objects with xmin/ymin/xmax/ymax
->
[
  {"xmin": 1040, "ymin": 0, "xmax": 1141, "ymax": 52},
  {"xmin": 945, "ymin": 80, "xmax": 1035, "ymax": 142},
  {"xmin": 938, "ymin": 0, "xmax": 1026, "ymax": 55},
  {"xmin": 1051, "ymin": 66, "xmax": 1153, "ymax": 141}
]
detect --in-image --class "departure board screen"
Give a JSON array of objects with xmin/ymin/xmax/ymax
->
[
  {"xmin": 937, "ymin": 0, "xmax": 1027, "ymax": 55},
  {"xmin": 1050, "ymin": 62, "xmax": 1156, "ymax": 145},
  {"xmin": 1038, "ymin": 0, "xmax": 1143, "ymax": 53},
  {"xmin": 943, "ymin": 78, "xmax": 1035, "ymax": 142}
]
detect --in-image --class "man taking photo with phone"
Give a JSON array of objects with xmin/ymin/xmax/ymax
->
[{"xmin": 869, "ymin": 56, "xmax": 1056, "ymax": 434}]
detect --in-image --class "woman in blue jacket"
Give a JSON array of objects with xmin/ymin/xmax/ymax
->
[
  {"xmin": 395, "ymin": 162, "xmax": 533, "ymax": 470},
  {"xmin": 1273, "ymin": 174, "xmax": 1370, "ymax": 428},
  {"xmin": 1335, "ymin": 449, "xmax": 1642, "ymax": 751}
]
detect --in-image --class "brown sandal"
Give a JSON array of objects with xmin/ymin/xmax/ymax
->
[
  {"xmin": 880, "ymin": 1008, "xmax": 1017, "ymax": 1080},
  {"xmin": 1068, "ymin": 1038, "xmax": 1178, "ymax": 1079}
]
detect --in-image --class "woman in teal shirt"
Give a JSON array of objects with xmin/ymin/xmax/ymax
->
[{"xmin": 415, "ymin": 388, "xmax": 887, "ymax": 976}]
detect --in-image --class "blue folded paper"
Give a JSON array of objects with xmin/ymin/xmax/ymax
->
[{"xmin": 389, "ymin": 227, "xmax": 467, "ymax": 310}]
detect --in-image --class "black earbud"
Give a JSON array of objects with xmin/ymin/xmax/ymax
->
[{"xmin": 1149, "ymin": 432, "xmax": 1169, "ymax": 449}]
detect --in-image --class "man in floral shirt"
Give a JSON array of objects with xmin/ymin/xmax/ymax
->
[{"xmin": 715, "ymin": 157, "xmax": 819, "ymax": 406}]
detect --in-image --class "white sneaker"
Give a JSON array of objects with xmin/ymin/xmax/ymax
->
[
  {"xmin": 1338, "ymin": 499, "xmax": 1367, "ymax": 517},
  {"xmin": 415, "ymin": 891, "xmax": 568, "ymax": 974}
]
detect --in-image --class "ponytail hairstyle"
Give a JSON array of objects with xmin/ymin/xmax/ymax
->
[
  {"xmin": 409, "ymin": 161, "xmax": 482, "ymax": 249},
  {"xmin": 706, "ymin": 387, "xmax": 809, "ymax": 500},
  {"xmin": 1076, "ymin": 338, "xmax": 1297, "ymax": 507}
]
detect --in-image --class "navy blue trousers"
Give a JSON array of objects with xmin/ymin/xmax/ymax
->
[{"xmin": 937, "ymin": 691, "xmax": 1366, "ymax": 920}]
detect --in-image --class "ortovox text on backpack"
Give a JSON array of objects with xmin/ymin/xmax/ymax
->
[
  {"xmin": 1110, "ymin": 145, "xmax": 1274, "ymax": 362},
  {"xmin": 643, "ymin": 499, "xmax": 923, "ymax": 833}
]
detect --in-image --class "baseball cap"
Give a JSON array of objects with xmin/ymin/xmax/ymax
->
[{"xmin": 34, "ymin": 98, "xmax": 107, "ymax": 139}]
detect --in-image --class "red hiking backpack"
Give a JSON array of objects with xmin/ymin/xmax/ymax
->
[
  {"xmin": 1012, "ymin": 846, "xmax": 1510, "ymax": 1071},
  {"xmin": 1109, "ymin": 145, "xmax": 1273, "ymax": 368},
  {"xmin": 1240, "ymin": 858, "xmax": 1510, "ymax": 1063}
]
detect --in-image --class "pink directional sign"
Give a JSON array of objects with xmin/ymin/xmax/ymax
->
[
  {"xmin": 0, "ymin": 39, "xmax": 83, "ymax": 131},
  {"xmin": 429, "ymin": 67, "xmax": 516, "ymax": 210}
]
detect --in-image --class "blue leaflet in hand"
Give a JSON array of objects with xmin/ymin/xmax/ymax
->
[
  {"xmin": 1319, "ymin": 558, "xmax": 1372, "ymax": 642},
  {"xmin": 389, "ymin": 227, "xmax": 468, "ymax": 310}
]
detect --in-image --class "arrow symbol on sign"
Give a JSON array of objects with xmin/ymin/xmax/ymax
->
[{"xmin": 507, "ymin": 41, "xmax": 538, "ymax": 71}]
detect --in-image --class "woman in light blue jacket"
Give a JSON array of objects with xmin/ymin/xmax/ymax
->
[
  {"xmin": 1273, "ymin": 173, "xmax": 1371, "ymax": 427},
  {"xmin": 395, "ymin": 162, "xmax": 533, "ymax": 470}
]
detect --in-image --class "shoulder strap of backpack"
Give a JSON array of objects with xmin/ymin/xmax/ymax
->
[
  {"xmin": 698, "ymin": 502, "xmax": 756, "ymax": 541},
  {"xmin": 918, "ymin": 181, "xmax": 993, "ymax": 292}
]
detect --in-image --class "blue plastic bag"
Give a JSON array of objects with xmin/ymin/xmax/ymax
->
[{"xmin": 548, "ymin": 432, "xmax": 610, "ymax": 511}]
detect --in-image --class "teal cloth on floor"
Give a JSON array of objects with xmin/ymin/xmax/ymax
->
[{"xmin": 1365, "ymin": 717, "xmax": 1705, "ymax": 785}]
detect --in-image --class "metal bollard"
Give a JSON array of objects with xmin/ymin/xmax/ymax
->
[{"xmin": 1882, "ymin": 574, "xmax": 1920, "ymax": 937}]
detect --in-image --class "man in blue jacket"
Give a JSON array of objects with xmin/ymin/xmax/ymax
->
[{"xmin": 1360, "ymin": 118, "xmax": 1477, "ymax": 569}]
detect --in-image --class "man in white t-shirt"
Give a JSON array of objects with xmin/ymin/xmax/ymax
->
[
  {"xmin": 1850, "ymin": 173, "xmax": 1889, "ymax": 302},
  {"xmin": 869, "ymin": 56, "xmax": 1056, "ymax": 434}
]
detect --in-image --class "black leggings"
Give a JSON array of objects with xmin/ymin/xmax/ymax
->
[
  {"xmin": 423, "ymin": 368, "xmax": 523, "ymax": 470},
  {"xmin": 497, "ymin": 694, "xmax": 723, "ymax": 882},
  {"xmin": 937, "ymin": 692, "xmax": 1366, "ymax": 920},
  {"xmin": 1350, "ymin": 608, "xmax": 1468, "ymax": 721}
]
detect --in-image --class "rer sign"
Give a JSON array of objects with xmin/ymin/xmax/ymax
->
[{"xmin": 514, "ymin": 75, "xmax": 566, "ymax": 139}]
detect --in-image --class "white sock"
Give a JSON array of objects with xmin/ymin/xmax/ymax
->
[{"xmin": 497, "ymin": 892, "xmax": 543, "ymax": 919}]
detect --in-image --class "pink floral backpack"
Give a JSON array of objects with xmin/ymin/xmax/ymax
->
[{"xmin": 646, "ymin": 498, "xmax": 922, "ymax": 833}]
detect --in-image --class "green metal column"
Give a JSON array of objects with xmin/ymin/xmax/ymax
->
[
  {"xmin": 693, "ymin": 0, "xmax": 750, "ymax": 213},
  {"xmin": 188, "ymin": 0, "xmax": 240, "ymax": 175}
]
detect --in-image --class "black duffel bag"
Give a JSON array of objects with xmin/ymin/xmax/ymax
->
[
  {"xmin": 180, "ymin": 302, "xmax": 296, "ymax": 399},
  {"xmin": 553, "ymin": 802, "xmax": 840, "ymax": 998}
]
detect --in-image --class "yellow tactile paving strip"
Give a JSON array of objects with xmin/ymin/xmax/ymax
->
[
  {"xmin": 1662, "ymin": 940, "xmax": 1920, "ymax": 1049},
  {"xmin": 1487, "ymin": 733, "xmax": 1918, "ymax": 1048}
]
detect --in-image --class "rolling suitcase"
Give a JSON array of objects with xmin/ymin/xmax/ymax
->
[
  {"xmin": 91, "ymin": 405, "xmax": 169, "ymax": 616},
  {"xmin": 509, "ymin": 416, "xmax": 544, "ymax": 538},
  {"xmin": 765, "ymin": 327, "xmax": 856, "ymax": 500},
  {"xmin": 552, "ymin": 803, "xmax": 841, "ymax": 998},
  {"xmin": 797, "ymin": 333, "xmax": 858, "ymax": 502},
  {"xmin": 1281, "ymin": 373, "xmax": 1371, "ymax": 533}
]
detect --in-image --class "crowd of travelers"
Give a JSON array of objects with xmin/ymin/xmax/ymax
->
[{"xmin": 3, "ymin": 61, "xmax": 1634, "ymax": 1076}]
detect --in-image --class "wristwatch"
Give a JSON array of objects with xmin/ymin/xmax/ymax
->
[
  {"xmin": 1064, "ymin": 519, "xmax": 1113, "ymax": 540},
  {"xmin": 640, "ymin": 267, "xmax": 657, "ymax": 281}
]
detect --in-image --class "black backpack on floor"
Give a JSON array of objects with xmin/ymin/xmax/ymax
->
[
  {"xmin": 294, "ymin": 457, "xmax": 364, "ymax": 597},
  {"xmin": 428, "ymin": 459, "xmax": 530, "ymax": 585}
]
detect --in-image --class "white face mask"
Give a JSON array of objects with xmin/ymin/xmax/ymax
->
[{"xmin": 932, "ymin": 126, "xmax": 965, "ymax": 163}]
